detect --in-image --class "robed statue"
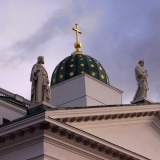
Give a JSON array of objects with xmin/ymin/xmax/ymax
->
[
  {"xmin": 133, "ymin": 60, "xmax": 149, "ymax": 101},
  {"xmin": 30, "ymin": 56, "xmax": 51, "ymax": 105}
]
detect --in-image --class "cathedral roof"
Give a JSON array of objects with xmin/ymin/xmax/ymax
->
[
  {"xmin": 51, "ymin": 54, "xmax": 110, "ymax": 86},
  {"xmin": 0, "ymin": 102, "xmax": 155, "ymax": 159}
]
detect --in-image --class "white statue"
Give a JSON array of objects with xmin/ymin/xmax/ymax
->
[
  {"xmin": 30, "ymin": 56, "xmax": 51, "ymax": 105},
  {"xmin": 133, "ymin": 60, "xmax": 149, "ymax": 101}
]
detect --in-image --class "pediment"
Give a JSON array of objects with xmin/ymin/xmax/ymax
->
[
  {"xmin": 0, "ymin": 110, "xmax": 149, "ymax": 160},
  {"xmin": 47, "ymin": 104, "xmax": 160, "ymax": 160}
]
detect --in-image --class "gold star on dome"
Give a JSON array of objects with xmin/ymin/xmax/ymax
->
[
  {"xmin": 92, "ymin": 72, "xmax": 96, "ymax": 76},
  {"xmin": 81, "ymin": 71, "xmax": 84, "ymax": 74},
  {"xmin": 60, "ymin": 75, "xmax": 63, "ymax": 79},
  {"xmin": 81, "ymin": 63, "xmax": 85, "ymax": 67},
  {"xmin": 70, "ymin": 64, "xmax": 74, "ymax": 67},
  {"xmin": 99, "ymin": 67, "xmax": 102, "ymax": 70},
  {"xmin": 53, "ymin": 79, "xmax": 55, "ymax": 82},
  {"xmin": 60, "ymin": 67, "xmax": 64, "ymax": 70},
  {"xmin": 107, "ymin": 79, "xmax": 109, "ymax": 83},
  {"xmin": 70, "ymin": 72, "xmax": 74, "ymax": 76},
  {"xmin": 101, "ymin": 75, "xmax": 104, "ymax": 79},
  {"xmin": 91, "ymin": 64, "xmax": 94, "ymax": 67}
]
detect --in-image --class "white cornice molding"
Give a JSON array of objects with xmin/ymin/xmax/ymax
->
[
  {"xmin": 66, "ymin": 116, "xmax": 154, "ymax": 130},
  {"xmin": 151, "ymin": 117, "xmax": 160, "ymax": 135},
  {"xmin": 0, "ymin": 112, "xmax": 45, "ymax": 136},
  {"xmin": 0, "ymin": 100, "xmax": 27, "ymax": 115},
  {"xmin": 0, "ymin": 132, "xmax": 43, "ymax": 156},
  {"xmin": 46, "ymin": 104, "xmax": 160, "ymax": 120},
  {"xmin": 44, "ymin": 135, "xmax": 107, "ymax": 160},
  {"xmin": 0, "ymin": 88, "xmax": 15, "ymax": 97},
  {"xmin": 0, "ymin": 87, "xmax": 30, "ymax": 106},
  {"xmin": 1, "ymin": 104, "xmax": 160, "ymax": 136}
]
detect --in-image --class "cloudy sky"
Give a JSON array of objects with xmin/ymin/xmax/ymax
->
[{"xmin": 0, "ymin": 0, "xmax": 160, "ymax": 104}]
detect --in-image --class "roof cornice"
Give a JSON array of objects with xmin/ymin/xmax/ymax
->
[
  {"xmin": 0, "ymin": 109, "xmax": 149, "ymax": 160},
  {"xmin": 46, "ymin": 104, "xmax": 160, "ymax": 124},
  {"xmin": 0, "ymin": 119, "xmax": 148, "ymax": 160},
  {"xmin": 0, "ymin": 100, "xmax": 27, "ymax": 115}
]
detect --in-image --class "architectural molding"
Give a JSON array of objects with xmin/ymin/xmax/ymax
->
[
  {"xmin": 1, "ymin": 104, "xmax": 158, "ymax": 159},
  {"xmin": 0, "ymin": 121, "xmax": 148, "ymax": 160},
  {"xmin": 151, "ymin": 117, "xmax": 160, "ymax": 135},
  {"xmin": 0, "ymin": 87, "xmax": 30, "ymax": 107},
  {"xmin": 54, "ymin": 110, "xmax": 160, "ymax": 124},
  {"xmin": 46, "ymin": 104, "xmax": 160, "ymax": 119},
  {"xmin": 44, "ymin": 136, "xmax": 106, "ymax": 160},
  {"xmin": 0, "ymin": 100, "xmax": 27, "ymax": 115},
  {"xmin": 0, "ymin": 135, "xmax": 43, "ymax": 156},
  {"xmin": 27, "ymin": 154, "xmax": 59, "ymax": 160},
  {"xmin": 0, "ymin": 112, "xmax": 45, "ymax": 136}
]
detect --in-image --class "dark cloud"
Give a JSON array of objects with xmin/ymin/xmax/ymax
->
[{"xmin": 81, "ymin": 0, "xmax": 160, "ymax": 103}]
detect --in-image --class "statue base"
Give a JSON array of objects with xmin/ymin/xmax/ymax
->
[
  {"xmin": 27, "ymin": 102, "xmax": 56, "ymax": 116},
  {"xmin": 131, "ymin": 97, "xmax": 153, "ymax": 105}
]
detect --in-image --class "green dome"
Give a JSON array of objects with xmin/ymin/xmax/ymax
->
[{"xmin": 51, "ymin": 54, "xmax": 110, "ymax": 86}]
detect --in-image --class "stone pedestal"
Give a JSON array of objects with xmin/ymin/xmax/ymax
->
[{"xmin": 131, "ymin": 97, "xmax": 153, "ymax": 104}]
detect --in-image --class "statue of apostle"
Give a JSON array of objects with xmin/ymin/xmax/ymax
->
[
  {"xmin": 133, "ymin": 60, "xmax": 149, "ymax": 101},
  {"xmin": 30, "ymin": 56, "xmax": 51, "ymax": 105}
]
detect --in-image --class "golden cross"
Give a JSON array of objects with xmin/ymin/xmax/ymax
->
[{"xmin": 72, "ymin": 24, "xmax": 82, "ymax": 42}]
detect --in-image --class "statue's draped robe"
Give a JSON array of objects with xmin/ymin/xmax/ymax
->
[
  {"xmin": 30, "ymin": 63, "xmax": 51, "ymax": 104},
  {"xmin": 133, "ymin": 65, "xmax": 148, "ymax": 101}
]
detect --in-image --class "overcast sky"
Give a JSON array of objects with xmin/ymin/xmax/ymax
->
[{"xmin": 0, "ymin": 0, "xmax": 160, "ymax": 104}]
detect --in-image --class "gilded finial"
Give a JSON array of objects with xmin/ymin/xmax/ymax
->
[{"xmin": 72, "ymin": 24, "xmax": 84, "ymax": 55}]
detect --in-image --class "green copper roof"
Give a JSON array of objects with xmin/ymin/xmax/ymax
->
[{"xmin": 51, "ymin": 54, "xmax": 110, "ymax": 86}]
